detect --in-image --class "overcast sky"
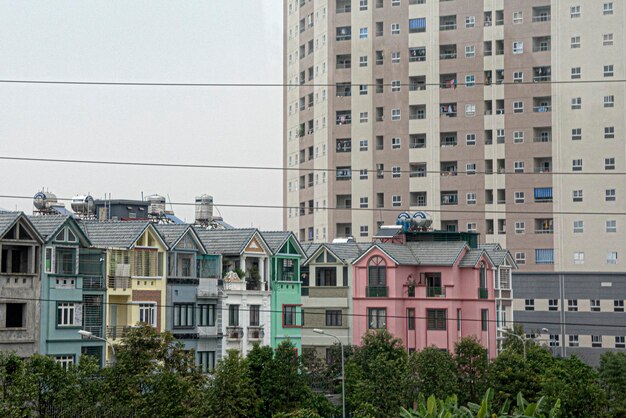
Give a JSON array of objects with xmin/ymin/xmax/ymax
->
[{"xmin": 0, "ymin": 1, "xmax": 284, "ymax": 229}]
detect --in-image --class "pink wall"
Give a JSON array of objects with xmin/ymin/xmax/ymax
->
[{"xmin": 352, "ymin": 246, "xmax": 497, "ymax": 357}]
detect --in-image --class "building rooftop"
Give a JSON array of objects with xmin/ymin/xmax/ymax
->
[
  {"xmin": 194, "ymin": 227, "xmax": 263, "ymax": 255},
  {"xmin": 81, "ymin": 220, "xmax": 153, "ymax": 249},
  {"xmin": 0, "ymin": 212, "xmax": 22, "ymax": 237},
  {"xmin": 28, "ymin": 215, "xmax": 70, "ymax": 240}
]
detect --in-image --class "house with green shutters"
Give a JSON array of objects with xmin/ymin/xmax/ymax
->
[
  {"xmin": 262, "ymin": 231, "xmax": 305, "ymax": 352},
  {"xmin": 30, "ymin": 215, "xmax": 106, "ymax": 367}
]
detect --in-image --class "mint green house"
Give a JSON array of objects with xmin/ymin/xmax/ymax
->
[{"xmin": 262, "ymin": 231, "xmax": 305, "ymax": 352}]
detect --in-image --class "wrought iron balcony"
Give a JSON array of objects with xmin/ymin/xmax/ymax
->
[{"xmin": 366, "ymin": 286, "xmax": 388, "ymax": 297}]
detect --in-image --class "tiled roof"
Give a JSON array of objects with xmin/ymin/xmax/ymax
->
[
  {"xmin": 260, "ymin": 231, "xmax": 292, "ymax": 254},
  {"xmin": 302, "ymin": 243, "xmax": 322, "ymax": 257},
  {"xmin": 0, "ymin": 212, "xmax": 22, "ymax": 238},
  {"xmin": 312, "ymin": 243, "xmax": 369, "ymax": 264},
  {"xmin": 155, "ymin": 224, "xmax": 190, "ymax": 247},
  {"xmin": 28, "ymin": 215, "xmax": 70, "ymax": 240},
  {"xmin": 458, "ymin": 249, "xmax": 486, "ymax": 267},
  {"xmin": 479, "ymin": 243, "xmax": 502, "ymax": 251},
  {"xmin": 406, "ymin": 241, "xmax": 467, "ymax": 265},
  {"xmin": 375, "ymin": 243, "xmax": 421, "ymax": 265},
  {"xmin": 81, "ymin": 221, "xmax": 152, "ymax": 249},
  {"xmin": 194, "ymin": 228, "xmax": 260, "ymax": 255}
]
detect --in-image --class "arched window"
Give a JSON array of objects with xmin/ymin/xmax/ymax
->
[{"xmin": 367, "ymin": 256, "xmax": 387, "ymax": 296}]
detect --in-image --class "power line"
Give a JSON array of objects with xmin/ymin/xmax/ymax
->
[
  {"xmin": 1, "ymin": 155, "xmax": 624, "ymax": 177},
  {"xmin": 1, "ymin": 78, "xmax": 625, "ymax": 88},
  {"xmin": 1, "ymin": 194, "xmax": 624, "ymax": 216},
  {"xmin": 2, "ymin": 294, "xmax": 624, "ymax": 330}
]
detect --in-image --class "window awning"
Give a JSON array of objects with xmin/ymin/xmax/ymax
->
[{"xmin": 534, "ymin": 187, "xmax": 552, "ymax": 199}]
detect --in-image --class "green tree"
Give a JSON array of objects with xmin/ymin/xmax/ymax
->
[
  {"xmin": 455, "ymin": 336, "xmax": 489, "ymax": 405},
  {"xmin": 205, "ymin": 350, "xmax": 261, "ymax": 418},
  {"xmin": 410, "ymin": 346, "xmax": 458, "ymax": 399},
  {"xmin": 345, "ymin": 330, "xmax": 412, "ymax": 417},
  {"xmin": 599, "ymin": 351, "xmax": 626, "ymax": 416}
]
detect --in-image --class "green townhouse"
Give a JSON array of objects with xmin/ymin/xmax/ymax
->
[
  {"xmin": 30, "ymin": 215, "xmax": 106, "ymax": 367},
  {"xmin": 261, "ymin": 231, "xmax": 306, "ymax": 352}
]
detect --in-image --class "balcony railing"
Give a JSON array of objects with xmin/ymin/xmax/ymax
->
[
  {"xmin": 532, "ymin": 15, "xmax": 551, "ymax": 22},
  {"xmin": 248, "ymin": 326, "xmax": 265, "ymax": 340},
  {"xmin": 108, "ymin": 277, "xmax": 131, "ymax": 290},
  {"xmin": 439, "ymin": 52, "xmax": 457, "ymax": 60},
  {"xmin": 535, "ymin": 229, "xmax": 554, "ymax": 234},
  {"xmin": 533, "ymin": 136, "xmax": 552, "ymax": 143},
  {"xmin": 107, "ymin": 325, "xmax": 132, "ymax": 340},
  {"xmin": 478, "ymin": 288, "xmax": 489, "ymax": 299},
  {"xmin": 439, "ymin": 23, "xmax": 457, "ymax": 31},
  {"xmin": 427, "ymin": 287, "xmax": 445, "ymax": 297},
  {"xmin": 366, "ymin": 286, "xmax": 388, "ymax": 297},
  {"xmin": 533, "ymin": 106, "xmax": 551, "ymax": 112},
  {"xmin": 82, "ymin": 275, "xmax": 105, "ymax": 290},
  {"xmin": 226, "ymin": 326, "xmax": 243, "ymax": 340}
]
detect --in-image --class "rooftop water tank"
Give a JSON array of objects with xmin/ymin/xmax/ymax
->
[
  {"xmin": 195, "ymin": 194, "xmax": 214, "ymax": 224},
  {"xmin": 34, "ymin": 191, "xmax": 58, "ymax": 210},
  {"xmin": 71, "ymin": 194, "xmax": 95, "ymax": 215},
  {"xmin": 147, "ymin": 194, "xmax": 166, "ymax": 216}
]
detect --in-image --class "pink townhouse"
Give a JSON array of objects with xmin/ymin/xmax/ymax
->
[{"xmin": 352, "ymin": 241, "xmax": 498, "ymax": 357}]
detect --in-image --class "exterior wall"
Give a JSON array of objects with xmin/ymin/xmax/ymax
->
[
  {"xmin": 352, "ymin": 247, "xmax": 497, "ymax": 356},
  {"xmin": 513, "ymin": 272, "xmax": 626, "ymax": 366},
  {"xmin": 270, "ymin": 251, "xmax": 302, "ymax": 351}
]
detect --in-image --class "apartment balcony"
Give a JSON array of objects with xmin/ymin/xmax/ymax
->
[
  {"xmin": 336, "ymin": 0, "xmax": 351, "ymax": 13},
  {"xmin": 533, "ymin": 128, "xmax": 552, "ymax": 143},
  {"xmin": 533, "ymin": 66, "xmax": 551, "ymax": 82},
  {"xmin": 409, "ymin": 76, "xmax": 426, "ymax": 91},
  {"xmin": 106, "ymin": 325, "xmax": 132, "ymax": 340},
  {"xmin": 440, "ymin": 104, "xmax": 457, "ymax": 117},
  {"xmin": 108, "ymin": 277, "xmax": 132, "ymax": 295},
  {"xmin": 535, "ymin": 219, "xmax": 554, "ymax": 234},
  {"xmin": 336, "ymin": 167, "xmax": 352, "ymax": 181},
  {"xmin": 532, "ymin": 6, "xmax": 551, "ymax": 22},
  {"xmin": 336, "ymin": 139, "xmax": 351, "ymax": 153},
  {"xmin": 336, "ymin": 54, "xmax": 351, "ymax": 69},
  {"xmin": 248, "ymin": 326, "xmax": 265, "ymax": 341},
  {"xmin": 226, "ymin": 326, "xmax": 243, "ymax": 341},
  {"xmin": 478, "ymin": 288, "xmax": 489, "ymax": 299},
  {"xmin": 427, "ymin": 287, "xmax": 446, "ymax": 298},
  {"xmin": 336, "ymin": 111, "xmax": 351, "ymax": 125},
  {"xmin": 441, "ymin": 192, "xmax": 458, "ymax": 205},
  {"xmin": 81, "ymin": 275, "xmax": 105, "ymax": 290},
  {"xmin": 439, "ymin": 16, "xmax": 457, "ymax": 31},
  {"xmin": 366, "ymin": 286, "xmax": 388, "ymax": 297},
  {"xmin": 532, "ymin": 36, "xmax": 551, "ymax": 52},
  {"xmin": 409, "ymin": 105, "xmax": 426, "ymax": 120},
  {"xmin": 439, "ymin": 45, "xmax": 457, "ymax": 60},
  {"xmin": 336, "ymin": 27, "xmax": 351, "ymax": 41},
  {"xmin": 533, "ymin": 97, "xmax": 552, "ymax": 113}
]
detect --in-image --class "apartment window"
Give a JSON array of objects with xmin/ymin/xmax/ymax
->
[
  {"xmin": 392, "ymin": 166, "xmax": 401, "ymax": 178},
  {"xmin": 359, "ymin": 84, "xmax": 368, "ymax": 95},
  {"xmin": 604, "ymin": 64, "xmax": 614, "ymax": 77},
  {"xmin": 466, "ymin": 193, "xmax": 477, "ymax": 205},
  {"xmin": 197, "ymin": 304, "xmax": 216, "ymax": 326},
  {"xmin": 360, "ymin": 0, "xmax": 368, "ymax": 11},
  {"xmin": 198, "ymin": 351, "xmax": 215, "ymax": 373},
  {"xmin": 407, "ymin": 308, "xmax": 415, "ymax": 330},
  {"xmin": 603, "ymin": 2, "xmax": 613, "ymax": 15},
  {"xmin": 360, "ymin": 112, "xmax": 369, "ymax": 123},
  {"xmin": 513, "ymin": 11, "xmax": 523, "ymax": 23},
  {"xmin": 391, "ymin": 23, "xmax": 400, "ymax": 35},
  {"xmin": 326, "ymin": 310, "xmax": 342, "ymax": 326},
  {"xmin": 616, "ymin": 337, "xmax": 626, "ymax": 349},
  {"xmin": 569, "ymin": 335, "xmax": 579, "ymax": 347},
  {"xmin": 391, "ymin": 109, "xmax": 401, "ymax": 121},
  {"xmin": 513, "ymin": 72, "xmax": 523, "ymax": 83},
  {"xmin": 359, "ymin": 56, "xmax": 368, "ymax": 67},
  {"xmin": 55, "ymin": 356, "xmax": 75, "ymax": 370},
  {"xmin": 465, "ymin": 104, "xmax": 476, "ymax": 116},
  {"xmin": 592, "ymin": 335, "xmax": 603, "ymax": 348},
  {"xmin": 391, "ymin": 137, "xmax": 401, "ymax": 149},
  {"xmin": 426, "ymin": 309, "xmax": 446, "ymax": 330},
  {"xmin": 572, "ymin": 159, "xmax": 583, "ymax": 171},
  {"xmin": 515, "ymin": 222, "xmax": 525, "ymax": 234},
  {"xmin": 605, "ymin": 158, "xmax": 616, "ymax": 170},
  {"xmin": 465, "ymin": 16, "xmax": 475, "ymax": 28},
  {"xmin": 316, "ymin": 267, "xmax": 337, "ymax": 286},
  {"xmin": 548, "ymin": 299, "xmax": 558, "ymax": 311},
  {"xmin": 591, "ymin": 299, "xmax": 601, "ymax": 312},
  {"xmin": 359, "ymin": 27, "xmax": 368, "ymax": 39},
  {"xmin": 570, "ymin": 5, "xmax": 581, "ymax": 17},
  {"xmin": 283, "ymin": 305, "xmax": 298, "ymax": 327},
  {"xmin": 359, "ymin": 169, "xmax": 368, "ymax": 180},
  {"xmin": 606, "ymin": 189, "xmax": 616, "ymax": 202},
  {"xmin": 228, "ymin": 304, "xmax": 239, "ymax": 326},
  {"xmin": 359, "ymin": 197, "xmax": 368, "ymax": 208},
  {"xmin": 465, "ymin": 45, "xmax": 475, "ymax": 58},
  {"xmin": 391, "ymin": 0, "xmax": 400, "ymax": 5},
  {"xmin": 573, "ymin": 220, "xmax": 584, "ymax": 233},
  {"xmin": 391, "ymin": 52, "xmax": 400, "ymax": 63},
  {"xmin": 173, "ymin": 304, "xmax": 194, "ymax": 328},
  {"xmin": 573, "ymin": 189, "xmax": 582, "ymax": 202},
  {"xmin": 360, "ymin": 225, "xmax": 369, "ymax": 237},
  {"xmin": 368, "ymin": 308, "xmax": 387, "ymax": 329},
  {"xmin": 514, "ymin": 192, "xmax": 525, "ymax": 203},
  {"xmin": 604, "ymin": 95, "xmax": 615, "ymax": 108},
  {"xmin": 513, "ymin": 101, "xmax": 524, "ymax": 113},
  {"xmin": 607, "ymin": 252, "xmax": 618, "ymax": 265},
  {"xmin": 465, "ymin": 75, "xmax": 475, "ymax": 87},
  {"xmin": 571, "ymin": 67, "xmax": 581, "ymax": 79},
  {"xmin": 391, "ymin": 80, "xmax": 401, "ymax": 92},
  {"xmin": 514, "ymin": 161, "xmax": 525, "ymax": 173},
  {"xmin": 605, "ymin": 126, "xmax": 615, "ymax": 139},
  {"xmin": 376, "ymin": 163, "xmax": 384, "ymax": 179},
  {"xmin": 513, "ymin": 41, "xmax": 524, "ymax": 54},
  {"xmin": 525, "ymin": 299, "xmax": 535, "ymax": 311},
  {"xmin": 568, "ymin": 299, "xmax": 578, "ymax": 312},
  {"xmin": 536, "ymin": 249, "xmax": 554, "ymax": 265},
  {"xmin": 571, "ymin": 128, "xmax": 582, "ymax": 140},
  {"xmin": 359, "ymin": 139, "xmax": 368, "ymax": 151},
  {"xmin": 409, "ymin": 18, "xmax": 426, "ymax": 34},
  {"xmin": 574, "ymin": 252, "xmax": 585, "ymax": 265},
  {"xmin": 570, "ymin": 36, "xmax": 581, "ymax": 48},
  {"xmin": 515, "ymin": 252, "xmax": 526, "ymax": 265},
  {"xmin": 603, "ymin": 33, "xmax": 614, "ymax": 46},
  {"xmin": 467, "ymin": 223, "xmax": 477, "ymax": 232},
  {"xmin": 606, "ymin": 220, "xmax": 617, "ymax": 233},
  {"xmin": 5, "ymin": 303, "xmax": 25, "ymax": 328},
  {"xmin": 481, "ymin": 309, "xmax": 488, "ymax": 331},
  {"xmin": 513, "ymin": 131, "xmax": 524, "ymax": 143},
  {"xmin": 571, "ymin": 97, "xmax": 581, "ymax": 109},
  {"xmin": 614, "ymin": 300, "xmax": 624, "ymax": 312},
  {"xmin": 466, "ymin": 163, "xmax": 476, "ymax": 175},
  {"xmin": 57, "ymin": 303, "xmax": 77, "ymax": 327},
  {"xmin": 392, "ymin": 195, "xmax": 402, "ymax": 207},
  {"xmin": 466, "ymin": 133, "xmax": 476, "ymax": 145},
  {"xmin": 549, "ymin": 335, "xmax": 559, "ymax": 347}
]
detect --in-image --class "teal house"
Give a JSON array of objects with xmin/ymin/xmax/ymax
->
[
  {"xmin": 262, "ymin": 231, "xmax": 305, "ymax": 352},
  {"xmin": 30, "ymin": 215, "xmax": 106, "ymax": 367}
]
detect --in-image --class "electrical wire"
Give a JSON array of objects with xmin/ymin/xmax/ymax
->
[
  {"xmin": 0, "ymin": 155, "xmax": 624, "ymax": 176},
  {"xmin": 2, "ymin": 295, "xmax": 624, "ymax": 330},
  {"xmin": 0, "ymin": 194, "xmax": 624, "ymax": 216}
]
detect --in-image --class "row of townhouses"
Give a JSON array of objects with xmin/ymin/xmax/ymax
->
[{"xmin": 1, "ymin": 208, "xmax": 622, "ymax": 367}]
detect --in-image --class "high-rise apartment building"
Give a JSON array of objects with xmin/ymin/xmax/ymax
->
[{"xmin": 283, "ymin": 0, "xmax": 624, "ymax": 271}]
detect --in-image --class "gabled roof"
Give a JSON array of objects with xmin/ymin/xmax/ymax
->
[
  {"xmin": 81, "ymin": 221, "xmax": 165, "ymax": 249},
  {"xmin": 303, "ymin": 242, "xmax": 369, "ymax": 265},
  {"xmin": 155, "ymin": 224, "xmax": 206, "ymax": 253},
  {"xmin": 353, "ymin": 241, "xmax": 469, "ymax": 266},
  {"xmin": 480, "ymin": 244, "xmax": 518, "ymax": 269},
  {"xmin": 0, "ymin": 212, "xmax": 44, "ymax": 243},
  {"xmin": 458, "ymin": 249, "xmax": 493, "ymax": 268},
  {"xmin": 260, "ymin": 231, "xmax": 306, "ymax": 257},
  {"xmin": 194, "ymin": 227, "xmax": 270, "ymax": 255},
  {"xmin": 28, "ymin": 215, "xmax": 91, "ymax": 246}
]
